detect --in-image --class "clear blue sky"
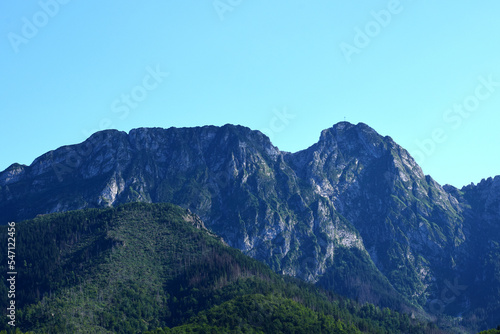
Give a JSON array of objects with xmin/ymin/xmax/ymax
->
[{"xmin": 1, "ymin": 1, "xmax": 499, "ymax": 188}]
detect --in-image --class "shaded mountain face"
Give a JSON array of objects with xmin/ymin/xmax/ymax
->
[{"xmin": 1, "ymin": 122, "xmax": 499, "ymax": 329}]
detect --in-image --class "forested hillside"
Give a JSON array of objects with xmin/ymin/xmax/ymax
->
[{"xmin": 0, "ymin": 203, "xmax": 446, "ymax": 333}]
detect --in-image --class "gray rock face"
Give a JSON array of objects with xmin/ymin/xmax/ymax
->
[{"xmin": 1, "ymin": 122, "xmax": 499, "ymax": 326}]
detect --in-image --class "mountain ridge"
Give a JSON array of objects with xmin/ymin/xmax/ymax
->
[{"xmin": 1, "ymin": 122, "xmax": 499, "ymax": 331}]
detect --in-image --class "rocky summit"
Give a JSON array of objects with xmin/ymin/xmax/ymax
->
[{"xmin": 1, "ymin": 122, "xmax": 499, "ymax": 329}]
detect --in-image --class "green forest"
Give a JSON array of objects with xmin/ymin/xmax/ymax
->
[{"xmin": 0, "ymin": 203, "xmax": 477, "ymax": 333}]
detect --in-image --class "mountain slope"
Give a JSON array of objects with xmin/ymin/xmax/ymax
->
[
  {"xmin": 287, "ymin": 124, "xmax": 467, "ymax": 305},
  {"xmin": 0, "ymin": 124, "xmax": 408, "ymax": 309},
  {"xmin": 1, "ymin": 122, "xmax": 499, "ymax": 331},
  {"xmin": 0, "ymin": 203, "xmax": 442, "ymax": 333}
]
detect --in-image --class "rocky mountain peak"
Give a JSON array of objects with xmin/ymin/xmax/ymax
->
[
  {"xmin": 0, "ymin": 163, "xmax": 27, "ymax": 184},
  {"xmin": 2, "ymin": 122, "xmax": 500, "ymax": 329},
  {"xmin": 315, "ymin": 122, "xmax": 387, "ymax": 161}
]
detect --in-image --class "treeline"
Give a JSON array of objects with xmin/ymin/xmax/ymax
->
[
  {"xmin": 147, "ymin": 291, "xmax": 445, "ymax": 334},
  {"xmin": 478, "ymin": 326, "xmax": 500, "ymax": 334}
]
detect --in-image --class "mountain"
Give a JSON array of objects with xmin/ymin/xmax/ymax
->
[
  {"xmin": 1, "ymin": 122, "xmax": 499, "ymax": 331},
  {"xmin": 0, "ymin": 203, "xmax": 442, "ymax": 333}
]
